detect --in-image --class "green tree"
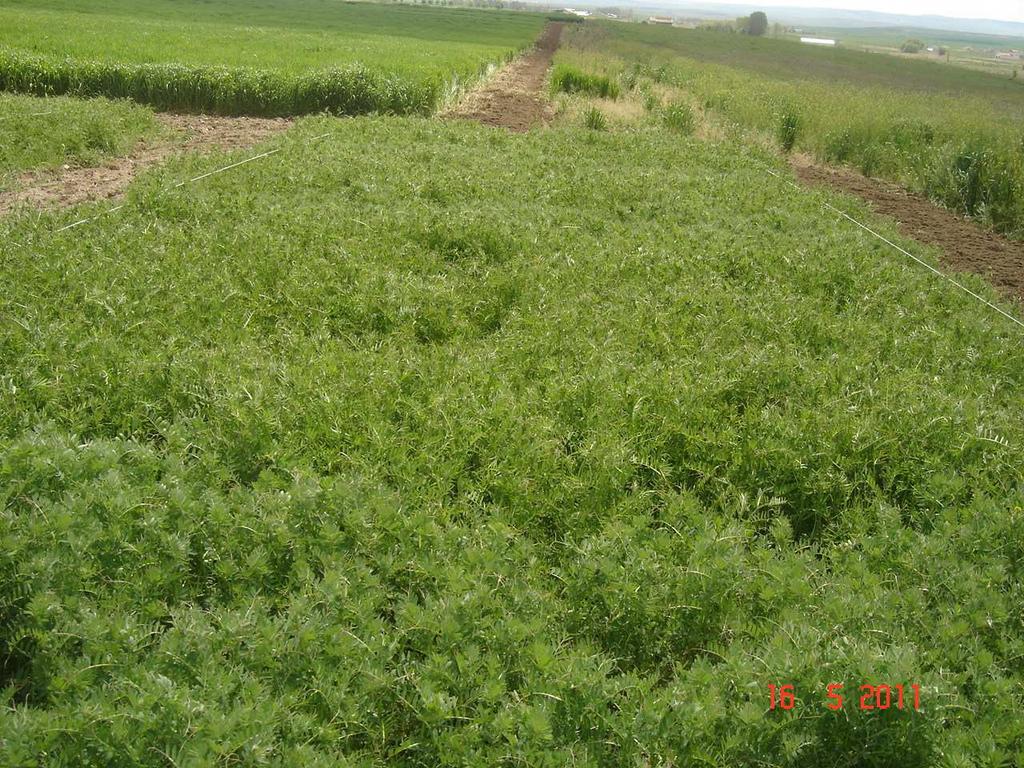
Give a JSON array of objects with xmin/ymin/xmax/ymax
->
[{"xmin": 748, "ymin": 11, "xmax": 768, "ymax": 36}]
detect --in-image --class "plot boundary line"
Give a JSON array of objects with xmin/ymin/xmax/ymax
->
[{"xmin": 763, "ymin": 166, "xmax": 1024, "ymax": 331}]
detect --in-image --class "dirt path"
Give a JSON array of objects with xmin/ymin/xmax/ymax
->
[
  {"xmin": 444, "ymin": 22, "xmax": 563, "ymax": 132},
  {"xmin": 0, "ymin": 113, "xmax": 292, "ymax": 214},
  {"xmin": 792, "ymin": 156, "xmax": 1024, "ymax": 303}
]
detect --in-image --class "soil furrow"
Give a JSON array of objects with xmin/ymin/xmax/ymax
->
[
  {"xmin": 444, "ymin": 22, "xmax": 563, "ymax": 132},
  {"xmin": 791, "ymin": 156, "xmax": 1024, "ymax": 303}
]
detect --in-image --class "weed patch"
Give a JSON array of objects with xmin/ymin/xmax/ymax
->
[
  {"xmin": 663, "ymin": 101, "xmax": 696, "ymax": 134},
  {"xmin": 0, "ymin": 93, "xmax": 156, "ymax": 180},
  {"xmin": 562, "ymin": 21, "xmax": 1024, "ymax": 237}
]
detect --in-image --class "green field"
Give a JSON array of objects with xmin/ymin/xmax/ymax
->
[
  {"xmin": 803, "ymin": 26, "xmax": 1024, "ymax": 78},
  {"xmin": 5, "ymin": 2, "xmax": 1024, "ymax": 765},
  {"xmin": 806, "ymin": 25, "xmax": 1023, "ymax": 49},
  {"xmin": 559, "ymin": 22, "xmax": 1024, "ymax": 238},
  {"xmin": 0, "ymin": 0, "xmax": 544, "ymax": 115},
  {"xmin": 606, "ymin": 23, "xmax": 1024, "ymax": 105},
  {"xmin": 0, "ymin": 93, "xmax": 155, "ymax": 185},
  {"xmin": 2, "ymin": 114, "xmax": 1024, "ymax": 766}
]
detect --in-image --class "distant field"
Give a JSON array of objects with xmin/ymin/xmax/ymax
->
[
  {"xmin": 806, "ymin": 26, "xmax": 1024, "ymax": 78},
  {"xmin": 808, "ymin": 25, "xmax": 1024, "ymax": 50},
  {"xmin": 0, "ymin": 93, "xmax": 155, "ymax": 184},
  {"xmin": 2, "ymin": 115, "xmax": 1023, "ymax": 766},
  {"xmin": 612, "ymin": 24, "xmax": 1024, "ymax": 109},
  {"xmin": 563, "ymin": 23, "xmax": 1024, "ymax": 238},
  {"xmin": 0, "ymin": 0, "xmax": 545, "ymax": 115}
]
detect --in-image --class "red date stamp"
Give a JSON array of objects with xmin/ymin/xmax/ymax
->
[{"xmin": 768, "ymin": 683, "xmax": 921, "ymax": 711}]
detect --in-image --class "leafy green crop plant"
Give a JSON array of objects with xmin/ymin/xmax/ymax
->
[{"xmin": 1, "ymin": 116, "xmax": 1022, "ymax": 764}]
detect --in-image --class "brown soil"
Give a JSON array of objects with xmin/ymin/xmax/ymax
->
[
  {"xmin": 0, "ymin": 113, "xmax": 291, "ymax": 214},
  {"xmin": 791, "ymin": 156, "xmax": 1024, "ymax": 302},
  {"xmin": 444, "ymin": 22, "xmax": 563, "ymax": 132}
]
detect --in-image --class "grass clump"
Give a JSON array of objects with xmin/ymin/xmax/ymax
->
[
  {"xmin": 546, "ymin": 11, "xmax": 584, "ymax": 23},
  {"xmin": 552, "ymin": 63, "xmax": 621, "ymax": 99},
  {"xmin": 583, "ymin": 105, "xmax": 607, "ymax": 130},
  {"xmin": 925, "ymin": 142, "xmax": 1023, "ymax": 233},
  {"xmin": 662, "ymin": 101, "xmax": 696, "ymax": 134},
  {"xmin": 776, "ymin": 106, "xmax": 802, "ymax": 152}
]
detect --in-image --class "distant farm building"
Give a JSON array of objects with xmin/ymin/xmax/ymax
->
[
  {"xmin": 648, "ymin": 16, "xmax": 674, "ymax": 25},
  {"xmin": 800, "ymin": 36, "xmax": 836, "ymax": 46},
  {"xmin": 996, "ymin": 50, "xmax": 1022, "ymax": 60},
  {"xmin": 562, "ymin": 8, "xmax": 591, "ymax": 17}
]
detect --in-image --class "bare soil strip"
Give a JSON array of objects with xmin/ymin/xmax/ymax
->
[
  {"xmin": 0, "ymin": 113, "xmax": 292, "ymax": 215},
  {"xmin": 444, "ymin": 22, "xmax": 563, "ymax": 132},
  {"xmin": 791, "ymin": 156, "xmax": 1024, "ymax": 303}
]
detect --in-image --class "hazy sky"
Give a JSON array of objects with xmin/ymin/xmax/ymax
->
[{"xmin": 740, "ymin": 0, "xmax": 1024, "ymax": 23}]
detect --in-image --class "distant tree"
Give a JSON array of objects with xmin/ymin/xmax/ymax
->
[
  {"xmin": 748, "ymin": 11, "xmax": 768, "ymax": 36},
  {"xmin": 900, "ymin": 38, "xmax": 925, "ymax": 53}
]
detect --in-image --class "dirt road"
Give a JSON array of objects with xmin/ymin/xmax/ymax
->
[{"xmin": 444, "ymin": 22, "xmax": 563, "ymax": 132}]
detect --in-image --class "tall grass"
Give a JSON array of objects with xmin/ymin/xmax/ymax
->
[
  {"xmin": 0, "ymin": 0, "xmax": 546, "ymax": 116},
  {"xmin": 0, "ymin": 0, "xmax": 545, "ymax": 78},
  {"xmin": 583, "ymin": 105, "xmax": 608, "ymax": 129},
  {"xmin": 776, "ymin": 106, "xmax": 801, "ymax": 152},
  {"xmin": 662, "ymin": 101, "xmax": 696, "ymax": 134},
  {"xmin": 551, "ymin": 63, "xmax": 620, "ymax": 99},
  {"xmin": 0, "ymin": 48, "xmax": 438, "ymax": 116}
]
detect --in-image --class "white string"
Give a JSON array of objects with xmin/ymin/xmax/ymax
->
[{"xmin": 763, "ymin": 165, "xmax": 1024, "ymax": 331}]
